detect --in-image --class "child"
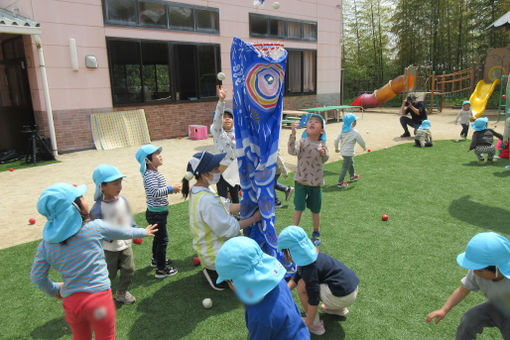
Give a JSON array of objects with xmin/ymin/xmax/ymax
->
[
  {"xmin": 215, "ymin": 236, "xmax": 310, "ymax": 339},
  {"xmin": 334, "ymin": 113, "xmax": 366, "ymax": 188},
  {"xmin": 30, "ymin": 183, "xmax": 157, "ymax": 339},
  {"xmin": 274, "ymin": 151, "xmax": 294, "ymax": 208},
  {"xmin": 181, "ymin": 151, "xmax": 261, "ymax": 291},
  {"xmin": 90, "ymin": 164, "xmax": 136, "ymax": 304},
  {"xmin": 211, "ymin": 85, "xmax": 240, "ymax": 203},
  {"xmin": 455, "ymin": 100, "xmax": 473, "ymax": 142},
  {"xmin": 414, "ymin": 120, "xmax": 433, "ymax": 147},
  {"xmin": 277, "ymin": 226, "xmax": 359, "ymax": 336},
  {"xmin": 468, "ymin": 117, "xmax": 503, "ymax": 162},
  {"xmin": 136, "ymin": 144, "xmax": 181, "ymax": 279},
  {"xmin": 288, "ymin": 114, "xmax": 329, "ymax": 246},
  {"xmin": 426, "ymin": 232, "xmax": 510, "ymax": 339}
]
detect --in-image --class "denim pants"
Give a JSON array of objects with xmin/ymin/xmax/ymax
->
[
  {"xmin": 338, "ymin": 156, "xmax": 354, "ymax": 183},
  {"xmin": 460, "ymin": 124, "xmax": 469, "ymax": 137},
  {"xmin": 274, "ymin": 174, "xmax": 288, "ymax": 204},
  {"xmin": 456, "ymin": 302, "xmax": 510, "ymax": 340},
  {"xmin": 146, "ymin": 209, "xmax": 169, "ymax": 270}
]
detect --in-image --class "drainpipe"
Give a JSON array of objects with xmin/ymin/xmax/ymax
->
[{"xmin": 33, "ymin": 35, "xmax": 58, "ymax": 159}]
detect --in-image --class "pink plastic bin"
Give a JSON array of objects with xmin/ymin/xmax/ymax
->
[{"xmin": 188, "ymin": 125, "xmax": 208, "ymax": 140}]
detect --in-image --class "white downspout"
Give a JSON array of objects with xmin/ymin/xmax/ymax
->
[{"xmin": 33, "ymin": 35, "xmax": 58, "ymax": 159}]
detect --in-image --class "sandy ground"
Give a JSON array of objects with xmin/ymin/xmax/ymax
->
[{"xmin": 0, "ymin": 107, "xmax": 504, "ymax": 249}]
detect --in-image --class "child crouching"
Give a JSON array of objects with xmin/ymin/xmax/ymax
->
[
  {"xmin": 414, "ymin": 120, "xmax": 433, "ymax": 147},
  {"xmin": 468, "ymin": 117, "xmax": 503, "ymax": 162},
  {"xmin": 278, "ymin": 226, "xmax": 359, "ymax": 336}
]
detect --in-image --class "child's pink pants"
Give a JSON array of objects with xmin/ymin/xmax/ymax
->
[{"xmin": 62, "ymin": 289, "xmax": 116, "ymax": 340}]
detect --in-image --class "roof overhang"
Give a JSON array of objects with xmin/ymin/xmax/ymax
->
[
  {"xmin": 0, "ymin": 8, "xmax": 41, "ymax": 35},
  {"xmin": 487, "ymin": 10, "xmax": 510, "ymax": 30}
]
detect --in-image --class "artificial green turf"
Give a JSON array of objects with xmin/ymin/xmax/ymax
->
[
  {"xmin": 2, "ymin": 140, "xmax": 508, "ymax": 339},
  {"xmin": 0, "ymin": 159, "xmax": 58, "ymax": 172}
]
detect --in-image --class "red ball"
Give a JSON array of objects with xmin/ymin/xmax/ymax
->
[
  {"xmin": 9, "ymin": 168, "xmax": 13, "ymax": 172},
  {"xmin": 367, "ymin": 149, "xmax": 371, "ymax": 152},
  {"xmin": 382, "ymin": 214, "xmax": 389, "ymax": 221},
  {"xmin": 29, "ymin": 218, "xmax": 36, "ymax": 225},
  {"xmin": 193, "ymin": 257, "xmax": 201, "ymax": 266},
  {"xmin": 133, "ymin": 238, "xmax": 143, "ymax": 245},
  {"xmin": 503, "ymin": 94, "xmax": 507, "ymax": 100}
]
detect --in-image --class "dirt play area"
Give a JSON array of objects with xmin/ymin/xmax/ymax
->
[{"xmin": 0, "ymin": 107, "xmax": 503, "ymax": 249}]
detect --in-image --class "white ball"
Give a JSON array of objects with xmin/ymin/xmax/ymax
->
[
  {"xmin": 272, "ymin": 2, "xmax": 280, "ymax": 9},
  {"xmin": 202, "ymin": 298, "xmax": 213, "ymax": 309},
  {"xmin": 217, "ymin": 72, "xmax": 226, "ymax": 81}
]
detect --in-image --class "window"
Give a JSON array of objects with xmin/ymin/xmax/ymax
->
[
  {"xmin": 249, "ymin": 14, "xmax": 317, "ymax": 41},
  {"xmin": 286, "ymin": 49, "xmax": 316, "ymax": 95},
  {"xmin": 107, "ymin": 38, "xmax": 221, "ymax": 105},
  {"xmin": 103, "ymin": 0, "xmax": 219, "ymax": 34}
]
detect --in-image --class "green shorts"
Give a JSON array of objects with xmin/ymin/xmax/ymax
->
[{"xmin": 294, "ymin": 182, "xmax": 322, "ymax": 213}]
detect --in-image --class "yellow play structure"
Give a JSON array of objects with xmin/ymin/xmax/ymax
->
[{"xmin": 469, "ymin": 79, "xmax": 501, "ymax": 119}]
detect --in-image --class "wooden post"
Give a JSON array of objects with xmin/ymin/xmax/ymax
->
[
  {"xmin": 431, "ymin": 71, "xmax": 435, "ymax": 113},
  {"xmin": 471, "ymin": 61, "xmax": 476, "ymax": 89}
]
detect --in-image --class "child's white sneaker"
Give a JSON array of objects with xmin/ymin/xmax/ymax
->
[
  {"xmin": 309, "ymin": 320, "xmax": 326, "ymax": 335},
  {"xmin": 115, "ymin": 291, "xmax": 136, "ymax": 304},
  {"xmin": 337, "ymin": 182, "xmax": 349, "ymax": 189}
]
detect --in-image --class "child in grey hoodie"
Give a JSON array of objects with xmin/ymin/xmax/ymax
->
[{"xmin": 334, "ymin": 113, "xmax": 366, "ymax": 189}]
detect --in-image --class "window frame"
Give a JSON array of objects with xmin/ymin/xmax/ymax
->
[
  {"xmin": 249, "ymin": 13, "xmax": 317, "ymax": 42},
  {"xmin": 284, "ymin": 48, "xmax": 317, "ymax": 96},
  {"xmin": 102, "ymin": 0, "xmax": 220, "ymax": 34},
  {"xmin": 106, "ymin": 37, "xmax": 221, "ymax": 106}
]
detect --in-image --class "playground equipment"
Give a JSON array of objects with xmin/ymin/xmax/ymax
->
[
  {"xmin": 351, "ymin": 66, "xmax": 417, "ymax": 109},
  {"xmin": 497, "ymin": 74, "xmax": 510, "ymax": 121},
  {"xmin": 470, "ymin": 79, "xmax": 501, "ymax": 119}
]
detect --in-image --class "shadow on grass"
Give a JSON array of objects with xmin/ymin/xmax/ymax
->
[
  {"xmin": 128, "ymin": 272, "xmax": 239, "ymax": 339},
  {"xmin": 493, "ymin": 169, "xmax": 510, "ymax": 177},
  {"xmin": 319, "ymin": 314, "xmax": 346, "ymax": 339},
  {"xmin": 323, "ymin": 184, "xmax": 353, "ymax": 193},
  {"xmin": 449, "ymin": 195, "xmax": 510, "ymax": 234},
  {"xmin": 30, "ymin": 317, "xmax": 71, "ymax": 339},
  {"xmin": 462, "ymin": 160, "xmax": 501, "ymax": 167}
]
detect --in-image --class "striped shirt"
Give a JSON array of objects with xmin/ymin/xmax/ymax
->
[
  {"xmin": 143, "ymin": 170, "xmax": 170, "ymax": 210},
  {"xmin": 30, "ymin": 219, "xmax": 146, "ymax": 298}
]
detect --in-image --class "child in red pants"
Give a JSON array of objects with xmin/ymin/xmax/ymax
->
[{"xmin": 31, "ymin": 183, "xmax": 157, "ymax": 339}]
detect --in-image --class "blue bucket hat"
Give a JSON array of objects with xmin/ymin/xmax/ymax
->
[
  {"xmin": 419, "ymin": 120, "xmax": 431, "ymax": 130},
  {"xmin": 92, "ymin": 164, "xmax": 126, "ymax": 201},
  {"xmin": 342, "ymin": 113, "xmax": 359, "ymax": 133},
  {"xmin": 135, "ymin": 144, "xmax": 162, "ymax": 177},
  {"xmin": 277, "ymin": 226, "xmax": 318, "ymax": 266},
  {"xmin": 184, "ymin": 151, "xmax": 226, "ymax": 180},
  {"xmin": 462, "ymin": 100, "xmax": 471, "ymax": 107},
  {"xmin": 457, "ymin": 232, "xmax": 510, "ymax": 278},
  {"xmin": 302, "ymin": 113, "xmax": 326, "ymax": 142},
  {"xmin": 37, "ymin": 183, "xmax": 87, "ymax": 244},
  {"xmin": 472, "ymin": 117, "xmax": 489, "ymax": 131},
  {"xmin": 216, "ymin": 236, "xmax": 285, "ymax": 304}
]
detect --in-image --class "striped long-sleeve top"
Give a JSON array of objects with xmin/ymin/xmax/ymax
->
[
  {"xmin": 30, "ymin": 219, "xmax": 146, "ymax": 298},
  {"xmin": 143, "ymin": 169, "xmax": 172, "ymax": 211}
]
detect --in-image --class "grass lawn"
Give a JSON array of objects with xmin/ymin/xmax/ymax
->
[
  {"xmin": 0, "ymin": 159, "xmax": 58, "ymax": 172},
  {"xmin": 2, "ymin": 140, "xmax": 508, "ymax": 339}
]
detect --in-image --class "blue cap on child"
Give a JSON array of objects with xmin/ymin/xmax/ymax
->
[
  {"xmin": 462, "ymin": 100, "xmax": 471, "ymax": 107},
  {"xmin": 471, "ymin": 117, "xmax": 488, "ymax": 131},
  {"xmin": 301, "ymin": 113, "xmax": 327, "ymax": 142},
  {"xmin": 342, "ymin": 113, "xmax": 359, "ymax": 133},
  {"xmin": 135, "ymin": 144, "xmax": 162, "ymax": 177},
  {"xmin": 92, "ymin": 164, "xmax": 126, "ymax": 201},
  {"xmin": 457, "ymin": 232, "xmax": 510, "ymax": 278},
  {"xmin": 37, "ymin": 183, "xmax": 87, "ymax": 244},
  {"xmin": 277, "ymin": 225, "xmax": 318, "ymax": 266},
  {"xmin": 419, "ymin": 120, "xmax": 431, "ymax": 130},
  {"xmin": 215, "ymin": 236, "xmax": 285, "ymax": 305}
]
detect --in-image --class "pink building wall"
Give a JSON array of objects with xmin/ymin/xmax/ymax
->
[{"xmin": 6, "ymin": 0, "xmax": 342, "ymax": 152}]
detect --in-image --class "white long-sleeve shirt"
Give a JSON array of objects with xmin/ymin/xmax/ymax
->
[
  {"xmin": 334, "ymin": 129, "xmax": 366, "ymax": 156},
  {"xmin": 211, "ymin": 100, "xmax": 236, "ymax": 166},
  {"xmin": 456, "ymin": 109, "xmax": 473, "ymax": 125}
]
